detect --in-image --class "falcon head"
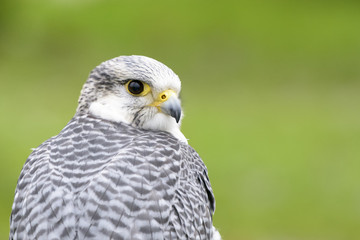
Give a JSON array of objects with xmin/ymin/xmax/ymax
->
[{"xmin": 76, "ymin": 55, "xmax": 187, "ymax": 142}]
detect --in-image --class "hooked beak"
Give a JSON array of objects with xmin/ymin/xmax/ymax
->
[{"xmin": 149, "ymin": 90, "xmax": 181, "ymax": 123}]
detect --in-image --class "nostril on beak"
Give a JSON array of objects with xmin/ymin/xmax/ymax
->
[{"xmin": 161, "ymin": 94, "xmax": 167, "ymax": 100}]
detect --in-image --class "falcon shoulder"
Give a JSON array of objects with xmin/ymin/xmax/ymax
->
[{"xmin": 10, "ymin": 115, "xmax": 215, "ymax": 239}]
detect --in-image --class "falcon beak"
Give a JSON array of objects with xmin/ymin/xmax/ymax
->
[
  {"xmin": 160, "ymin": 94, "xmax": 181, "ymax": 123},
  {"xmin": 150, "ymin": 90, "xmax": 181, "ymax": 123}
]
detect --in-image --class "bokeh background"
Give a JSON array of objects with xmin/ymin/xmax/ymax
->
[{"xmin": 1, "ymin": 0, "xmax": 360, "ymax": 239}]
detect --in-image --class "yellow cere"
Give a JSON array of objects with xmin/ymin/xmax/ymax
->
[{"xmin": 149, "ymin": 90, "xmax": 176, "ymax": 107}]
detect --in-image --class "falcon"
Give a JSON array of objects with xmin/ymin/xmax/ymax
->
[{"xmin": 10, "ymin": 55, "xmax": 221, "ymax": 240}]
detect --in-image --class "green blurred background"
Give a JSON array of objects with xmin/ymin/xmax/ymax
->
[{"xmin": 1, "ymin": 0, "xmax": 360, "ymax": 239}]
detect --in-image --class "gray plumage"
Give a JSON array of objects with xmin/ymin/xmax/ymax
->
[{"xmin": 10, "ymin": 56, "xmax": 218, "ymax": 240}]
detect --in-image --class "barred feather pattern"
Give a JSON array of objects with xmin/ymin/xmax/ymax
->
[{"xmin": 9, "ymin": 115, "xmax": 215, "ymax": 240}]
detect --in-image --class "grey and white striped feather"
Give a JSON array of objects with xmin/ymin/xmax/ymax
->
[{"xmin": 10, "ymin": 115, "xmax": 216, "ymax": 239}]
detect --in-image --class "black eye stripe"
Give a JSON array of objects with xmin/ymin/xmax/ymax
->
[{"xmin": 127, "ymin": 80, "xmax": 144, "ymax": 95}]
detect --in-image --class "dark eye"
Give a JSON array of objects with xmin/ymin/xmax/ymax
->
[{"xmin": 127, "ymin": 80, "xmax": 144, "ymax": 95}]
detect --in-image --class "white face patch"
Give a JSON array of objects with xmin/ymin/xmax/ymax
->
[
  {"xmin": 89, "ymin": 95, "xmax": 133, "ymax": 124},
  {"xmin": 89, "ymin": 94, "xmax": 187, "ymax": 143}
]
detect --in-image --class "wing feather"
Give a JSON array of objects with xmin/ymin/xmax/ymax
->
[{"xmin": 10, "ymin": 115, "xmax": 215, "ymax": 239}]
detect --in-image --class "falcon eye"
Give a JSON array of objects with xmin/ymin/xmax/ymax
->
[
  {"xmin": 125, "ymin": 80, "xmax": 151, "ymax": 96},
  {"xmin": 127, "ymin": 80, "xmax": 143, "ymax": 94}
]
